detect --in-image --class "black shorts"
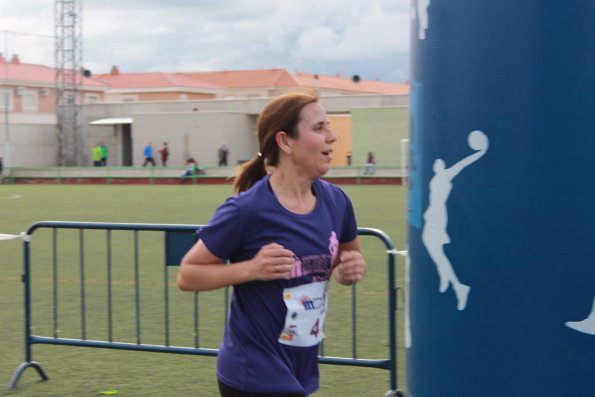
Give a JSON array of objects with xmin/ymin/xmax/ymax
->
[{"xmin": 217, "ymin": 379, "xmax": 306, "ymax": 397}]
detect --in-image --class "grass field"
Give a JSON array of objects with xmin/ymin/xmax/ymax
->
[{"xmin": 0, "ymin": 184, "xmax": 407, "ymax": 397}]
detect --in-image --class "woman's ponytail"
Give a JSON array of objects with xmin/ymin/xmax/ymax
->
[{"xmin": 232, "ymin": 154, "xmax": 266, "ymax": 193}]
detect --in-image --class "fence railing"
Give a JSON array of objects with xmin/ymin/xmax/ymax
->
[
  {"xmin": 3, "ymin": 166, "xmax": 405, "ymax": 185},
  {"xmin": 7, "ymin": 221, "xmax": 403, "ymax": 396}
]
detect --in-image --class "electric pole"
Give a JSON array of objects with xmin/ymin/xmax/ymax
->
[{"xmin": 55, "ymin": 0, "xmax": 84, "ymax": 166}]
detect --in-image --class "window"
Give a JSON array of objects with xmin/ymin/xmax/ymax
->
[
  {"xmin": 22, "ymin": 90, "xmax": 39, "ymax": 112},
  {"xmin": 0, "ymin": 89, "xmax": 13, "ymax": 111},
  {"xmin": 86, "ymin": 94, "xmax": 100, "ymax": 104}
]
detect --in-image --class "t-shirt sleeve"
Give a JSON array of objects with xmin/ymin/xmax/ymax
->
[
  {"xmin": 198, "ymin": 197, "xmax": 245, "ymax": 260},
  {"xmin": 338, "ymin": 188, "xmax": 358, "ymax": 243}
]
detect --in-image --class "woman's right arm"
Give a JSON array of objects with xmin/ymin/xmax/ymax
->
[{"xmin": 177, "ymin": 240, "xmax": 295, "ymax": 292}]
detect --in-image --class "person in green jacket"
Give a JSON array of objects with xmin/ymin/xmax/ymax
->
[
  {"xmin": 100, "ymin": 141, "xmax": 108, "ymax": 166},
  {"xmin": 92, "ymin": 144, "xmax": 102, "ymax": 167}
]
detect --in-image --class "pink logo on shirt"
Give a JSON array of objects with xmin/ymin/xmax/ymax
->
[
  {"xmin": 287, "ymin": 230, "xmax": 338, "ymax": 280},
  {"xmin": 290, "ymin": 256, "xmax": 303, "ymax": 278},
  {"xmin": 329, "ymin": 231, "xmax": 339, "ymax": 265}
]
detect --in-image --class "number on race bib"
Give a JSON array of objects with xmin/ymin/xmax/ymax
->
[{"xmin": 310, "ymin": 318, "xmax": 320, "ymax": 338}]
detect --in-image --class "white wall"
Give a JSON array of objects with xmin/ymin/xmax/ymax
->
[
  {"xmin": 132, "ymin": 111, "xmax": 257, "ymax": 167},
  {"xmin": 2, "ymin": 95, "xmax": 408, "ymax": 168},
  {"xmin": 0, "ymin": 124, "xmax": 58, "ymax": 167}
]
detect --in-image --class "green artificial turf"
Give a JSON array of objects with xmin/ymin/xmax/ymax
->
[{"xmin": 0, "ymin": 184, "xmax": 407, "ymax": 396}]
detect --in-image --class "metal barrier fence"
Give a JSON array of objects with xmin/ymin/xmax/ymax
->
[{"xmin": 8, "ymin": 221, "xmax": 403, "ymax": 396}]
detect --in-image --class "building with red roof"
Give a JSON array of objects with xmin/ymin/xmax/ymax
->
[
  {"xmin": 96, "ymin": 66, "xmax": 409, "ymax": 101},
  {"xmin": 0, "ymin": 55, "xmax": 409, "ymax": 169}
]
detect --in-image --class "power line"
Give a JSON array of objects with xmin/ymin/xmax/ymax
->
[{"xmin": 0, "ymin": 29, "xmax": 53, "ymax": 39}]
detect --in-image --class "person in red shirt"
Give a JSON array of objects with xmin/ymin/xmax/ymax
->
[{"xmin": 159, "ymin": 142, "xmax": 169, "ymax": 166}]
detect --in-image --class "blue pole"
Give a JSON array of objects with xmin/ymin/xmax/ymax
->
[
  {"xmin": 23, "ymin": 238, "xmax": 32, "ymax": 363},
  {"xmin": 408, "ymin": 1, "xmax": 595, "ymax": 395}
]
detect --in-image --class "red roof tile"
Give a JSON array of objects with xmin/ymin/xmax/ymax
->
[
  {"xmin": 180, "ymin": 68, "xmax": 300, "ymax": 88},
  {"xmin": 294, "ymin": 72, "xmax": 409, "ymax": 95},
  {"xmin": 94, "ymin": 71, "xmax": 223, "ymax": 90},
  {"xmin": 179, "ymin": 68, "xmax": 408, "ymax": 94},
  {"xmin": 1, "ymin": 58, "xmax": 408, "ymax": 95},
  {"xmin": 0, "ymin": 59, "xmax": 107, "ymax": 88}
]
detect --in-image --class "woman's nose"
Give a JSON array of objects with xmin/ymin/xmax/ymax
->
[{"xmin": 327, "ymin": 129, "xmax": 337, "ymax": 142}]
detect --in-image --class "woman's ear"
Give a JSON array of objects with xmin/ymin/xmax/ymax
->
[{"xmin": 275, "ymin": 131, "xmax": 293, "ymax": 155}]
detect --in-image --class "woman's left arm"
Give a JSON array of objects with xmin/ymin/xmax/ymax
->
[{"xmin": 332, "ymin": 237, "xmax": 366, "ymax": 285}]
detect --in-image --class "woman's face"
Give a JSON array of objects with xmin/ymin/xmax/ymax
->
[{"xmin": 289, "ymin": 102, "xmax": 337, "ymax": 178}]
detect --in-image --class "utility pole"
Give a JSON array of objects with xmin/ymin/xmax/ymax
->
[
  {"xmin": 55, "ymin": 0, "xmax": 84, "ymax": 166},
  {"xmin": 2, "ymin": 30, "xmax": 10, "ymax": 172}
]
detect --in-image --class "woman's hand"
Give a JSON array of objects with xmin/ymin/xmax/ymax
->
[
  {"xmin": 334, "ymin": 250, "xmax": 366, "ymax": 285},
  {"xmin": 249, "ymin": 243, "xmax": 295, "ymax": 281}
]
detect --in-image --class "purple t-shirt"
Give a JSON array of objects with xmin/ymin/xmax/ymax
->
[{"xmin": 198, "ymin": 175, "xmax": 358, "ymax": 395}]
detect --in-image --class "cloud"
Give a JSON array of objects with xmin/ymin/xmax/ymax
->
[
  {"xmin": 292, "ymin": 4, "xmax": 408, "ymax": 62},
  {"xmin": 0, "ymin": 0, "xmax": 410, "ymax": 82}
]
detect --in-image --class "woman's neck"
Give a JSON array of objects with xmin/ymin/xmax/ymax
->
[{"xmin": 269, "ymin": 171, "xmax": 316, "ymax": 215}]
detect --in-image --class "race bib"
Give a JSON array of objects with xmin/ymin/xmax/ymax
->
[{"xmin": 279, "ymin": 281, "xmax": 328, "ymax": 347}]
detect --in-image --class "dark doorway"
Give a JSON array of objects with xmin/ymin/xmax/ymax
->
[{"xmin": 121, "ymin": 124, "xmax": 132, "ymax": 166}]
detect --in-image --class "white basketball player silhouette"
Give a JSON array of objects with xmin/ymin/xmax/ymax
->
[
  {"xmin": 417, "ymin": 0, "xmax": 430, "ymax": 40},
  {"xmin": 422, "ymin": 130, "xmax": 488, "ymax": 310},
  {"xmin": 566, "ymin": 294, "xmax": 595, "ymax": 335}
]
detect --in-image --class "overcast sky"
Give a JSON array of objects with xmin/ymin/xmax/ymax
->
[{"xmin": 0, "ymin": 0, "xmax": 410, "ymax": 82}]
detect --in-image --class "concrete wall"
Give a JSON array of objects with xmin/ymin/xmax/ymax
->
[
  {"xmin": 83, "ymin": 94, "xmax": 408, "ymax": 118},
  {"xmin": 82, "ymin": 95, "xmax": 408, "ymax": 168},
  {"xmin": 132, "ymin": 111, "xmax": 257, "ymax": 167},
  {"xmin": 1, "ymin": 94, "xmax": 408, "ymax": 168},
  {"xmin": 0, "ymin": 124, "xmax": 58, "ymax": 167},
  {"xmin": 105, "ymin": 91, "xmax": 217, "ymax": 103}
]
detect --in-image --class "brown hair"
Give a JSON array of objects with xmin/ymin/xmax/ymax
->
[{"xmin": 232, "ymin": 90, "xmax": 319, "ymax": 193}]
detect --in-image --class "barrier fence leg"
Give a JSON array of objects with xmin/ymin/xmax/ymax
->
[
  {"xmin": 8, "ymin": 237, "xmax": 50, "ymax": 389},
  {"xmin": 7, "ymin": 361, "xmax": 49, "ymax": 390},
  {"xmin": 385, "ymin": 390, "xmax": 405, "ymax": 397}
]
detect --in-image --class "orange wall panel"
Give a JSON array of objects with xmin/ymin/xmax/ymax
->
[{"xmin": 328, "ymin": 114, "xmax": 352, "ymax": 166}]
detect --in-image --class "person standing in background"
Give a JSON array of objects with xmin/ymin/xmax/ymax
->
[
  {"xmin": 92, "ymin": 143, "xmax": 102, "ymax": 167},
  {"xmin": 159, "ymin": 142, "xmax": 169, "ymax": 166},
  {"xmin": 363, "ymin": 151, "xmax": 376, "ymax": 175},
  {"xmin": 100, "ymin": 141, "xmax": 108, "ymax": 166},
  {"xmin": 218, "ymin": 143, "xmax": 229, "ymax": 166},
  {"xmin": 143, "ymin": 142, "xmax": 156, "ymax": 166}
]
